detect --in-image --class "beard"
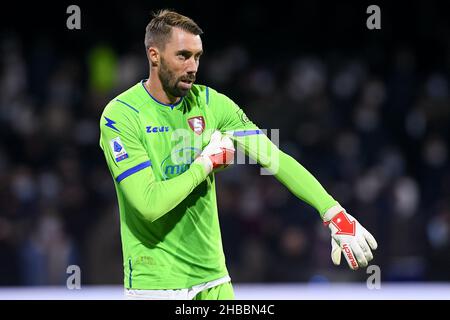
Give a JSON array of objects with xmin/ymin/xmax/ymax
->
[{"xmin": 158, "ymin": 57, "xmax": 195, "ymax": 98}]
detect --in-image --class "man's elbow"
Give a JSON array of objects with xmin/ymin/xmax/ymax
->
[
  {"xmin": 137, "ymin": 205, "xmax": 168, "ymax": 223},
  {"xmin": 122, "ymin": 184, "xmax": 169, "ymax": 222}
]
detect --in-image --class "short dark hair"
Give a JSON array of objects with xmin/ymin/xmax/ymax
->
[{"xmin": 144, "ymin": 9, "xmax": 203, "ymax": 49}]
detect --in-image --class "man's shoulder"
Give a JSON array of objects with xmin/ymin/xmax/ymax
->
[
  {"xmin": 189, "ymin": 84, "xmax": 225, "ymax": 105},
  {"xmin": 191, "ymin": 84, "xmax": 222, "ymax": 94},
  {"xmin": 189, "ymin": 83, "xmax": 207, "ymax": 98},
  {"xmin": 101, "ymin": 82, "xmax": 144, "ymax": 118}
]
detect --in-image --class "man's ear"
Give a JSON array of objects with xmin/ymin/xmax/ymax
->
[{"xmin": 147, "ymin": 47, "xmax": 159, "ymax": 67}]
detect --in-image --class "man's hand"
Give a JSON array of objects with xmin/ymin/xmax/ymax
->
[
  {"xmin": 323, "ymin": 205, "xmax": 378, "ymax": 270},
  {"xmin": 193, "ymin": 130, "xmax": 235, "ymax": 174}
]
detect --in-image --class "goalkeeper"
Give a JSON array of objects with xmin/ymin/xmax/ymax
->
[{"xmin": 99, "ymin": 9, "xmax": 377, "ymax": 300}]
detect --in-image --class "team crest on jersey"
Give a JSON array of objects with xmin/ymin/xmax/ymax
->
[
  {"xmin": 109, "ymin": 137, "xmax": 128, "ymax": 162},
  {"xmin": 188, "ymin": 116, "xmax": 205, "ymax": 135}
]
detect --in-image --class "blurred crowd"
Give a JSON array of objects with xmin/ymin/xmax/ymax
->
[{"xmin": 1, "ymin": 3, "xmax": 449, "ymax": 286}]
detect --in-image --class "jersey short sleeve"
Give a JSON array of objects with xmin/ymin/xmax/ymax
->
[{"xmin": 99, "ymin": 100, "xmax": 151, "ymax": 183}]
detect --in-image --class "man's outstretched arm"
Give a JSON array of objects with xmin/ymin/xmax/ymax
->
[
  {"xmin": 208, "ymin": 86, "xmax": 377, "ymax": 270},
  {"xmin": 230, "ymin": 131, "xmax": 378, "ymax": 270},
  {"xmin": 229, "ymin": 132, "xmax": 337, "ymax": 216}
]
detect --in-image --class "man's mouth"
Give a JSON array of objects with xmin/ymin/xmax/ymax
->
[
  {"xmin": 179, "ymin": 79, "xmax": 194, "ymax": 90},
  {"xmin": 179, "ymin": 77, "xmax": 195, "ymax": 90},
  {"xmin": 180, "ymin": 78, "xmax": 194, "ymax": 84}
]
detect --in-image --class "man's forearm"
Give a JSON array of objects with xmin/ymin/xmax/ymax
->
[
  {"xmin": 119, "ymin": 163, "xmax": 208, "ymax": 222},
  {"xmin": 233, "ymin": 133, "xmax": 337, "ymax": 217},
  {"xmin": 274, "ymin": 151, "xmax": 337, "ymax": 217}
]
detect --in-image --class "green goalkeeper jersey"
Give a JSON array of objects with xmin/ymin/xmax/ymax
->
[{"xmin": 99, "ymin": 80, "xmax": 337, "ymax": 289}]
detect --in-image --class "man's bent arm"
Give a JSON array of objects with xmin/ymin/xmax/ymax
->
[
  {"xmin": 99, "ymin": 100, "xmax": 209, "ymax": 223},
  {"xmin": 117, "ymin": 163, "xmax": 208, "ymax": 222}
]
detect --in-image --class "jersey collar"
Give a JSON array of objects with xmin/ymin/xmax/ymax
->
[{"xmin": 141, "ymin": 80, "xmax": 184, "ymax": 110}]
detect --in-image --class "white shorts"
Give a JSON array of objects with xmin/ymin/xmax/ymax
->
[{"xmin": 124, "ymin": 275, "xmax": 231, "ymax": 300}]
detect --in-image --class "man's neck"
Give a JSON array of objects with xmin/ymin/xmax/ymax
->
[{"xmin": 144, "ymin": 78, "xmax": 180, "ymax": 105}]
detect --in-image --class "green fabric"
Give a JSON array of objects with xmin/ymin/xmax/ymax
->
[
  {"xmin": 231, "ymin": 133, "xmax": 338, "ymax": 217},
  {"xmin": 275, "ymin": 151, "xmax": 338, "ymax": 217},
  {"xmin": 99, "ymin": 81, "xmax": 337, "ymax": 290},
  {"xmin": 99, "ymin": 82, "xmax": 256, "ymax": 290},
  {"xmin": 193, "ymin": 281, "xmax": 235, "ymax": 300}
]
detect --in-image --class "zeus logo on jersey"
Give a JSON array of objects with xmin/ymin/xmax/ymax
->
[
  {"xmin": 146, "ymin": 126, "xmax": 170, "ymax": 133},
  {"xmin": 109, "ymin": 137, "xmax": 128, "ymax": 162}
]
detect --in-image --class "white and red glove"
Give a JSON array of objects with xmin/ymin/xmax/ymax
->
[
  {"xmin": 193, "ymin": 130, "xmax": 235, "ymax": 174},
  {"xmin": 323, "ymin": 205, "xmax": 378, "ymax": 270}
]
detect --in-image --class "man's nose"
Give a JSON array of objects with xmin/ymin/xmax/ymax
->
[{"xmin": 186, "ymin": 57, "xmax": 198, "ymax": 73}]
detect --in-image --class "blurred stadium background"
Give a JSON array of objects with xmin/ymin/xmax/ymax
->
[{"xmin": 0, "ymin": 0, "xmax": 449, "ymax": 299}]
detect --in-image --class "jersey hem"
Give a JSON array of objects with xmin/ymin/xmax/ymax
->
[{"xmin": 124, "ymin": 271, "xmax": 230, "ymax": 290}]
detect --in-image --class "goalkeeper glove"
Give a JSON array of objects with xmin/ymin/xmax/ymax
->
[
  {"xmin": 193, "ymin": 130, "xmax": 235, "ymax": 174},
  {"xmin": 323, "ymin": 204, "xmax": 378, "ymax": 270}
]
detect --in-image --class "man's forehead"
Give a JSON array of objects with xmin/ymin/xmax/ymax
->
[{"xmin": 167, "ymin": 27, "xmax": 202, "ymax": 51}]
